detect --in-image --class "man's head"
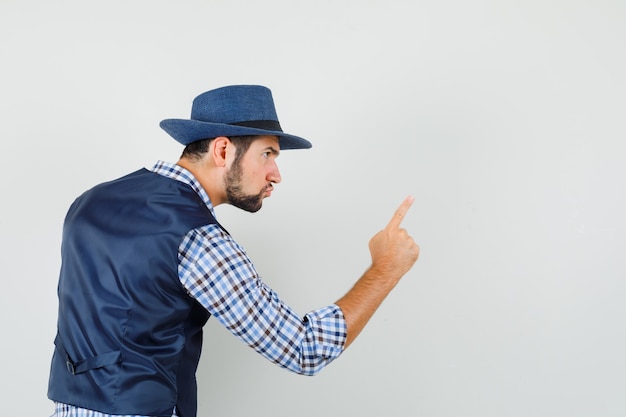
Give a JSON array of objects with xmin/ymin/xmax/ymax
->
[
  {"xmin": 164, "ymin": 85, "xmax": 309, "ymax": 211},
  {"xmin": 179, "ymin": 135, "xmax": 281, "ymax": 212}
]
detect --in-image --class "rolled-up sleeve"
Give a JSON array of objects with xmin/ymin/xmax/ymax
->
[{"xmin": 178, "ymin": 224, "xmax": 347, "ymax": 375}]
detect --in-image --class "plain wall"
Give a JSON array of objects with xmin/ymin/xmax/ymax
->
[{"xmin": 1, "ymin": 1, "xmax": 625, "ymax": 416}]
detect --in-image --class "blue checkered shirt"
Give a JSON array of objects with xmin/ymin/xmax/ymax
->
[{"xmin": 52, "ymin": 161, "xmax": 347, "ymax": 417}]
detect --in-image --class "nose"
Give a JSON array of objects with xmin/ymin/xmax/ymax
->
[{"xmin": 268, "ymin": 160, "xmax": 281, "ymax": 184}]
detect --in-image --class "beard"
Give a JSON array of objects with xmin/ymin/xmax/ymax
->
[{"xmin": 224, "ymin": 160, "xmax": 268, "ymax": 213}]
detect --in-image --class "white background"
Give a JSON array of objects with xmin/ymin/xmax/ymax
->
[{"xmin": 1, "ymin": 1, "xmax": 625, "ymax": 416}]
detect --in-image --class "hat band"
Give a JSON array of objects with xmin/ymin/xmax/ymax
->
[{"xmin": 229, "ymin": 120, "xmax": 283, "ymax": 133}]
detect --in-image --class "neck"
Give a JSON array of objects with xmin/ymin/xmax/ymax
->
[{"xmin": 176, "ymin": 157, "xmax": 226, "ymax": 206}]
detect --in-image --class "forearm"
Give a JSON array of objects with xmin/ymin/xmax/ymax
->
[
  {"xmin": 335, "ymin": 265, "xmax": 400, "ymax": 349},
  {"xmin": 336, "ymin": 196, "xmax": 420, "ymax": 349}
]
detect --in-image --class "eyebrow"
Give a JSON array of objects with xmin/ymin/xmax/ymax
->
[{"xmin": 264, "ymin": 146, "xmax": 280, "ymax": 156}]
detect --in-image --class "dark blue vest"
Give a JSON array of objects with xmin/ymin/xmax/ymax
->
[{"xmin": 48, "ymin": 168, "xmax": 220, "ymax": 417}]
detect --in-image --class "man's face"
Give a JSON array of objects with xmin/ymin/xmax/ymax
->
[{"xmin": 224, "ymin": 135, "xmax": 282, "ymax": 213}]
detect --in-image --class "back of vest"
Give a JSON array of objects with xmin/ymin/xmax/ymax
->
[{"xmin": 48, "ymin": 168, "xmax": 216, "ymax": 417}]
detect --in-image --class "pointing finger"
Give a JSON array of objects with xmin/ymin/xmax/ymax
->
[{"xmin": 386, "ymin": 195, "xmax": 415, "ymax": 230}]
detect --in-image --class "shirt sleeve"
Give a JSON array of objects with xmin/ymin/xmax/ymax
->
[{"xmin": 178, "ymin": 224, "xmax": 347, "ymax": 375}]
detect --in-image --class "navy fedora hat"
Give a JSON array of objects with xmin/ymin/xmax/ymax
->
[{"xmin": 160, "ymin": 85, "xmax": 312, "ymax": 150}]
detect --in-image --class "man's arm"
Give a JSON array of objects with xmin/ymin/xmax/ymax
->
[{"xmin": 335, "ymin": 196, "xmax": 420, "ymax": 348}]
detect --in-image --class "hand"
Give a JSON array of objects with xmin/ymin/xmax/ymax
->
[{"xmin": 368, "ymin": 196, "xmax": 420, "ymax": 281}]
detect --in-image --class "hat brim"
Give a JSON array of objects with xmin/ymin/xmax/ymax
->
[{"xmin": 160, "ymin": 119, "xmax": 312, "ymax": 150}]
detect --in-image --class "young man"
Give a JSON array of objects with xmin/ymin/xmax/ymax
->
[{"xmin": 48, "ymin": 85, "xmax": 419, "ymax": 417}]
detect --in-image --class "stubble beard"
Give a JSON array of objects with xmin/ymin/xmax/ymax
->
[{"xmin": 224, "ymin": 160, "xmax": 267, "ymax": 213}]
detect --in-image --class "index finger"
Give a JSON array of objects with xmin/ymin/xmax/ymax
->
[{"xmin": 386, "ymin": 195, "xmax": 415, "ymax": 230}]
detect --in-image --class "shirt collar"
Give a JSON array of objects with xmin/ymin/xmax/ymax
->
[{"xmin": 150, "ymin": 160, "xmax": 216, "ymax": 218}]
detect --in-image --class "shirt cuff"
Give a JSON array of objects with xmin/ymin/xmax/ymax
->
[{"xmin": 304, "ymin": 304, "xmax": 348, "ymax": 358}]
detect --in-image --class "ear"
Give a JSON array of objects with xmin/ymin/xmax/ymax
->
[{"xmin": 210, "ymin": 137, "xmax": 230, "ymax": 167}]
